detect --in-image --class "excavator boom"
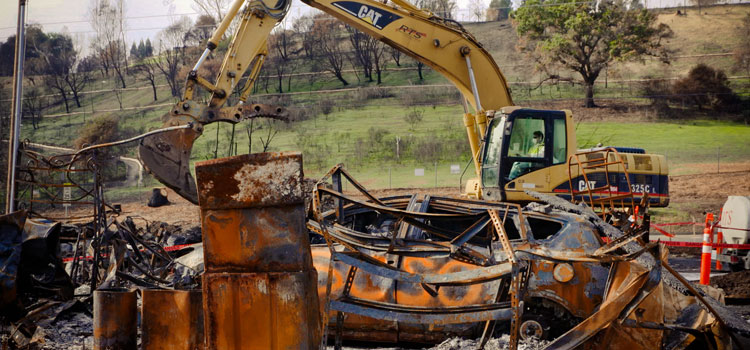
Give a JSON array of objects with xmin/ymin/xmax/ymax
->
[{"xmin": 302, "ymin": 0, "xmax": 513, "ymax": 112}]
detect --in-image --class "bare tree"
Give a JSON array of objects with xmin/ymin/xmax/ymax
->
[
  {"xmin": 468, "ymin": 0, "xmax": 486, "ymax": 21},
  {"xmin": 191, "ymin": 0, "xmax": 230, "ymax": 23},
  {"xmin": 389, "ymin": 46, "xmax": 401, "ymax": 67},
  {"xmin": 417, "ymin": 0, "xmax": 457, "ymax": 20},
  {"xmin": 89, "ymin": 0, "xmax": 128, "ymax": 88},
  {"xmin": 312, "ymin": 17, "xmax": 350, "ymax": 86},
  {"xmin": 267, "ymin": 49, "xmax": 287, "ymax": 93},
  {"xmin": 416, "ymin": 60, "xmax": 425, "ymax": 80},
  {"xmin": 65, "ymin": 63, "xmax": 92, "ymax": 109},
  {"xmin": 156, "ymin": 19, "xmax": 191, "ymax": 97},
  {"xmin": 136, "ymin": 59, "xmax": 159, "ymax": 101},
  {"xmin": 347, "ymin": 26, "xmax": 374, "ymax": 82},
  {"xmin": 185, "ymin": 15, "xmax": 216, "ymax": 47},
  {"xmin": 22, "ymin": 87, "xmax": 45, "ymax": 130},
  {"xmin": 292, "ymin": 14, "xmax": 315, "ymax": 60},
  {"xmin": 371, "ymin": 40, "xmax": 387, "ymax": 84},
  {"xmin": 286, "ymin": 58, "xmax": 300, "ymax": 92},
  {"xmin": 112, "ymin": 80, "xmax": 124, "ymax": 110},
  {"xmin": 65, "ymin": 39, "xmax": 94, "ymax": 108},
  {"xmin": 258, "ymin": 120, "xmax": 279, "ymax": 152},
  {"xmin": 269, "ymin": 29, "xmax": 294, "ymax": 61}
]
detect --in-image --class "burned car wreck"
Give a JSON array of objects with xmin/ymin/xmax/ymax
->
[{"xmin": 307, "ymin": 165, "xmax": 750, "ymax": 349}]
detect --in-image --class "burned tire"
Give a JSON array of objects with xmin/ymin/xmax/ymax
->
[
  {"xmin": 521, "ymin": 299, "xmax": 578, "ymax": 341},
  {"xmin": 519, "ymin": 314, "xmax": 549, "ymax": 341}
]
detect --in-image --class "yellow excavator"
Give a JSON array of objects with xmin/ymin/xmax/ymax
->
[{"xmin": 138, "ymin": 0, "xmax": 669, "ymax": 211}]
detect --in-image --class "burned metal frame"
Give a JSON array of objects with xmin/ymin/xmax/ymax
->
[
  {"xmin": 311, "ymin": 165, "xmax": 533, "ymax": 350},
  {"xmin": 307, "ymin": 164, "xmax": 748, "ymax": 350},
  {"xmin": 12, "ymin": 145, "xmax": 114, "ymax": 291}
]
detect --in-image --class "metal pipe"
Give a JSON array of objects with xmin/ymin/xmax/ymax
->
[
  {"xmin": 464, "ymin": 54, "xmax": 483, "ymax": 112},
  {"xmin": 5, "ymin": 0, "xmax": 27, "ymax": 213},
  {"xmin": 192, "ymin": 48, "xmax": 212, "ymax": 71}
]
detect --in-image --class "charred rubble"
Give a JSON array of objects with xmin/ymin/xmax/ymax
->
[
  {"xmin": 2, "ymin": 159, "xmax": 750, "ymax": 350},
  {"xmin": 0, "ymin": 211, "xmax": 202, "ymax": 349}
]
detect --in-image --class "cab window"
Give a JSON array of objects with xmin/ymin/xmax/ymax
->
[
  {"xmin": 481, "ymin": 118, "xmax": 504, "ymax": 187},
  {"xmin": 552, "ymin": 118, "xmax": 567, "ymax": 165},
  {"xmin": 508, "ymin": 118, "xmax": 545, "ymax": 158},
  {"xmin": 505, "ymin": 117, "xmax": 546, "ymax": 180}
]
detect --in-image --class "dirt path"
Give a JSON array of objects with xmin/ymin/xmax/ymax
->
[{"xmin": 43, "ymin": 163, "xmax": 750, "ymax": 228}]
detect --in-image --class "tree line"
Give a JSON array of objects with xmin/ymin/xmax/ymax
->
[{"xmin": 0, "ymin": 0, "xmax": 747, "ymax": 133}]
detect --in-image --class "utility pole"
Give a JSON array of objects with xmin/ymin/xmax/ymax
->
[{"xmin": 5, "ymin": 0, "xmax": 28, "ymax": 213}]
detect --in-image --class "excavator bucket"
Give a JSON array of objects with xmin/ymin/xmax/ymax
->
[
  {"xmin": 139, "ymin": 113, "xmax": 202, "ymax": 204},
  {"xmin": 139, "ymin": 103, "xmax": 288, "ymax": 204}
]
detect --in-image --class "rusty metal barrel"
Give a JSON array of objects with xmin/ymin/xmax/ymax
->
[
  {"xmin": 141, "ymin": 289, "xmax": 204, "ymax": 350},
  {"xmin": 195, "ymin": 152, "xmax": 321, "ymax": 350},
  {"xmin": 93, "ymin": 288, "xmax": 137, "ymax": 350}
]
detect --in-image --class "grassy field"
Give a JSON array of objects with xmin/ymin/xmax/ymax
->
[{"xmin": 6, "ymin": 3, "xmax": 750, "ymax": 209}]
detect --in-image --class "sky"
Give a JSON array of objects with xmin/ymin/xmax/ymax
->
[
  {"xmin": 0, "ymin": 0, "xmax": 708, "ymax": 53},
  {"xmin": 0, "ymin": 0, "xmax": 490, "ymax": 50}
]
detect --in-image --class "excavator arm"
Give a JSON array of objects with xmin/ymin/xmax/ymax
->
[
  {"xmin": 138, "ymin": 0, "xmax": 291, "ymax": 203},
  {"xmin": 303, "ymin": 0, "xmax": 514, "ymax": 178},
  {"xmin": 141, "ymin": 0, "xmax": 516, "ymax": 204}
]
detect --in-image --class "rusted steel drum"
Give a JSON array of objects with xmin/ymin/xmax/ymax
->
[
  {"xmin": 195, "ymin": 152, "xmax": 321, "ymax": 350},
  {"xmin": 93, "ymin": 288, "xmax": 137, "ymax": 350},
  {"xmin": 141, "ymin": 289, "xmax": 204, "ymax": 350},
  {"xmin": 202, "ymin": 271, "xmax": 320, "ymax": 349}
]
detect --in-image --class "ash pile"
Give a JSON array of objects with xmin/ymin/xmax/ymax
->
[{"xmin": 0, "ymin": 211, "xmax": 202, "ymax": 349}]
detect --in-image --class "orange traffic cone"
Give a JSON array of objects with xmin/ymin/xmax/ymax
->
[{"xmin": 700, "ymin": 213, "xmax": 714, "ymax": 285}]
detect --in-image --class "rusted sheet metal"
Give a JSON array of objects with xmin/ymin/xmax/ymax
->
[
  {"xmin": 202, "ymin": 272, "xmax": 321, "ymax": 350},
  {"xmin": 544, "ymin": 258, "xmax": 663, "ymax": 350},
  {"xmin": 201, "ymin": 206, "xmax": 311, "ymax": 273},
  {"xmin": 312, "ymin": 248, "xmax": 398, "ymax": 339},
  {"xmin": 332, "ymin": 251, "xmax": 513, "ymax": 285},
  {"xmin": 329, "ymin": 299, "xmax": 512, "ymax": 324},
  {"xmin": 141, "ymin": 289, "xmax": 204, "ymax": 350},
  {"xmin": 196, "ymin": 152, "xmax": 321, "ymax": 350},
  {"xmin": 93, "ymin": 289, "xmax": 137, "ymax": 350},
  {"xmin": 525, "ymin": 260, "xmax": 608, "ymax": 318},
  {"xmin": 311, "ymin": 247, "xmax": 510, "ymax": 341},
  {"xmin": 195, "ymin": 152, "xmax": 304, "ymax": 209}
]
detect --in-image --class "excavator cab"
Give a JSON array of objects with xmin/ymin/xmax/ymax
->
[
  {"xmin": 480, "ymin": 108, "xmax": 573, "ymax": 203},
  {"xmin": 479, "ymin": 107, "xmax": 669, "ymax": 208}
]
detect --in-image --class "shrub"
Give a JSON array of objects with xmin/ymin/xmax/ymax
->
[
  {"xmin": 639, "ymin": 76, "xmax": 671, "ymax": 113},
  {"xmin": 398, "ymin": 86, "xmax": 461, "ymax": 107},
  {"xmin": 404, "ymin": 108, "xmax": 424, "ymax": 130},
  {"xmin": 412, "ymin": 137, "xmax": 443, "ymax": 163},
  {"xmin": 74, "ymin": 114, "xmax": 120, "ymax": 151},
  {"xmin": 319, "ymin": 99, "xmax": 335, "ymax": 115},
  {"xmin": 671, "ymin": 64, "xmax": 738, "ymax": 111},
  {"xmin": 74, "ymin": 114, "xmax": 124, "ymax": 181},
  {"xmin": 353, "ymin": 86, "xmax": 394, "ymax": 101}
]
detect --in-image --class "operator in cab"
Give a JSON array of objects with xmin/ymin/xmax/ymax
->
[
  {"xmin": 529, "ymin": 131, "xmax": 544, "ymax": 157},
  {"xmin": 508, "ymin": 130, "xmax": 544, "ymax": 179}
]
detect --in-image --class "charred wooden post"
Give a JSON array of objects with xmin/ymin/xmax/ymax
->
[{"xmin": 196, "ymin": 152, "xmax": 321, "ymax": 350}]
